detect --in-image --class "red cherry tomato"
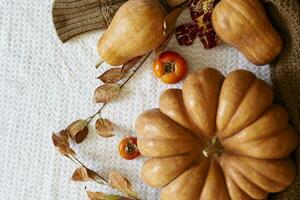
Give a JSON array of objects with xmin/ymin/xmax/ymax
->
[
  {"xmin": 153, "ymin": 51, "xmax": 188, "ymax": 84},
  {"xmin": 118, "ymin": 136, "xmax": 140, "ymax": 160}
]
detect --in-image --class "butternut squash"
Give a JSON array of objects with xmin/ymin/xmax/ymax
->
[
  {"xmin": 97, "ymin": 0, "xmax": 166, "ymax": 66},
  {"xmin": 212, "ymin": 0, "xmax": 282, "ymax": 65}
]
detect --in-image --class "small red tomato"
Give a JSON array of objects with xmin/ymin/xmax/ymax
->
[
  {"xmin": 118, "ymin": 136, "xmax": 140, "ymax": 160},
  {"xmin": 153, "ymin": 51, "xmax": 188, "ymax": 84}
]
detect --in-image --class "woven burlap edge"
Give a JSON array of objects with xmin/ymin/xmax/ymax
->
[{"xmin": 263, "ymin": 0, "xmax": 300, "ymax": 199}]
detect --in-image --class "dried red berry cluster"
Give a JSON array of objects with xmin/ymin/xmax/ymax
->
[{"xmin": 176, "ymin": 0, "xmax": 220, "ymax": 49}]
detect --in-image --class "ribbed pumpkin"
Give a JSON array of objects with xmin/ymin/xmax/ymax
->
[
  {"xmin": 135, "ymin": 68, "xmax": 297, "ymax": 200},
  {"xmin": 212, "ymin": 0, "xmax": 282, "ymax": 66}
]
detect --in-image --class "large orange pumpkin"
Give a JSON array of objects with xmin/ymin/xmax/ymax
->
[{"xmin": 135, "ymin": 68, "xmax": 297, "ymax": 200}]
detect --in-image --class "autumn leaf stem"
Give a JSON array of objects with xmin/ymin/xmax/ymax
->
[
  {"xmin": 55, "ymin": 51, "xmax": 153, "ymax": 200},
  {"xmin": 88, "ymin": 53, "xmax": 151, "ymax": 124},
  {"xmin": 62, "ymin": 53, "xmax": 151, "ymax": 197},
  {"xmin": 67, "ymin": 154, "xmax": 140, "ymax": 199},
  {"xmin": 67, "ymin": 154, "xmax": 109, "ymax": 185},
  {"xmin": 87, "ymin": 103, "xmax": 107, "ymax": 123},
  {"xmin": 120, "ymin": 53, "xmax": 151, "ymax": 89}
]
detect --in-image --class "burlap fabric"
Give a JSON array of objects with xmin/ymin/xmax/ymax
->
[
  {"xmin": 261, "ymin": 0, "xmax": 300, "ymax": 199},
  {"xmin": 52, "ymin": 0, "xmax": 300, "ymax": 199}
]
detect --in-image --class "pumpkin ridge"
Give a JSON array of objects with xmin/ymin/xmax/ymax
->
[
  {"xmin": 225, "ymin": 0, "xmax": 276, "ymax": 55},
  {"xmin": 219, "ymin": 77, "xmax": 257, "ymax": 137},
  {"xmin": 160, "ymin": 108, "xmax": 204, "ymax": 139},
  {"xmin": 161, "ymin": 110, "xmax": 207, "ymax": 142},
  {"xmin": 227, "ymin": 162, "xmax": 268, "ymax": 199},
  {"xmin": 228, "ymin": 155, "xmax": 294, "ymax": 193},
  {"xmin": 137, "ymin": 138, "xmax": 200, "ymax": 158},
  {"xmin": 225, "ymin": 174, "xmax": 254, "ymax": 200},
  {"xmin": 183, "ymin": 68, "xmax": 224, "ymax": 137},
  {"xmin": 255, "ymin": 123, "xmax": 288, "ymax": 141},
  {"xmin": 183, "ymin": 76, "xmax": 210, "ymax": 135},
  {"xmin": 159, "ymin": 88, "xmax": 203, "ymax": 135},
  {"xmin": 153, "ymin": 150, "xmax": 201, "ymax": 160},
  {"xmin": 195, "ymin": 77, "xmax": 209, "ymax": 108},
  {"xmin": 159, "ymin": 153, "xmax": 202, "ymax": 187},
  {"xmin": 220, "ymin": 149, "xmax": 245, "ymax": 158},
  {"xmin": 199, "ymin": 159, "xmax": 231, "ymax": 199},
  {"xmin": 141, "ymin": 151, "xmax": 200, "ymax": 188},
  {"xmin": 233, "ymin": 125, "xmax": 297, "ymax": 159},
  {"xmin": 233, "ymin": 156, "xmax": 288, "ymax": 189},
  {"xmin": 197, "ymin": 158, "xmax": 212, "ymax": 199},
  {"xmin": 136, "ymin": 109, "xmax": 198, "ymax": 140},
  {"xmin": 221, "ymin": 105, "xmax": 289, "ymax": 144},
  {"xmin": 220, "ymin": 79, "xmax": 274, "ymax": 139},
  {"xmin": 238, "ymin": 157, "xmax": 296, "ymax": 187},
  {"xmin": 160, "ymin": 157, "xmax": 211, "ymax": 200}
]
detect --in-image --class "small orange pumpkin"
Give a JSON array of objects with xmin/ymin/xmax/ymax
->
[{"xmin": 136, "ymin": 68, "xmax": 297, "ymax": 200}]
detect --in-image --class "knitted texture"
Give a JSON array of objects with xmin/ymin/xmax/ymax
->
[
  {"xmin": 262, "ymin": 0, "xmax": 300, "ymax": 199},
  {"xmin": 1, "ymin": 0, "xmax": 298, "ymax": 200},
  {"xmin": 52, "ymin": 0, "xmax": 126, "ymax": 42}
]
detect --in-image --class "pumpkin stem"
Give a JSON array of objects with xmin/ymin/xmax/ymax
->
[{"xmin": 202, "ymin": 137, "xmax": 223, "ymax": 157}]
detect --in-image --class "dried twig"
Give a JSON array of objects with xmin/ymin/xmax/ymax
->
[{"xmin": 88, "ymin": 53, "xmax": 151, "ymax": 123}]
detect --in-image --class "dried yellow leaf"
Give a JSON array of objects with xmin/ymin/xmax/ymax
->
[
  {"xmin": 87, "ymin": 191, "xmax": 106, "ymax": 200},
  {"xmin": 87, "ymin": 191, "xmax": 132, "ymax": 200},
  {"xmin": 93, "ymin": 83, "xmax": 121, "ymax": 104},
  {"xmin": 52, "ymin": 130, "xmax": 69, "ymax": 146},
  {"xmin": 66, "ymin": 119, "xmax": 89, "ymax": 144},
  {"xmin": 98, "ymin": 68, "xmax": 125, "ymax": 84},
  {"xmin": 52, "ymin": 131, "xmax": 76, "ymax": 157},
  {"xmin": 95, "ymin": 118, "xmax": 115, "ymax": 138},
  {"xmin": 121, "ymin": 57, "xmax": 141, "ymax": 73},
  {"xmin": 108, "ymin": 171, "xmax": 138, "ymax": 199},
  {"xmin": 72, "ymin": 167, "xmax": 97, "ymax": 182}
]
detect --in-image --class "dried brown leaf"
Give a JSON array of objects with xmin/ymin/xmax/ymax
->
[
  {"xmin": 95, "ymin": 118, "xmax": 115, "ymax": 138},
  {"xmin": 66, "ymin": 119, "xmax": 89, "ymax": 144},
  {"xmin": 93, "ymin": 83, "xmax": 121, "ymax": 104},
  {"xmin": 164, "ymin": 8, "xmax": 183, "ymax": 36},
  {"xmin": 57, "ymin": 144, "xmax": 76, "ymax": 156},
  {"xmin": 72, "ymin": 167, "xmax": 98, "ymax": 182},
  {"xmin": 121, "ymin": 57, "xmax": 141, "ymax": 73},
  {"xmin": 108, "ymin": 172, "xmax": 138, "ymax": 199},
  {"xmin": 87, "ymin": 191, "xmax": 133, "ymax": 200},
  {"xmin": 98, "ymin": 68, "xmax": 125, "ymax": 83},
  {"xmin": 52, "ymin": 131, "xmax": 76, "ymax": 156},
  {"xmin": 52, "ymin": 130, "xmax": 69, "ymax": 146},
  {"xmin": 87, "ymin": 192, "xmax": 106, "ymax": 200}
]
